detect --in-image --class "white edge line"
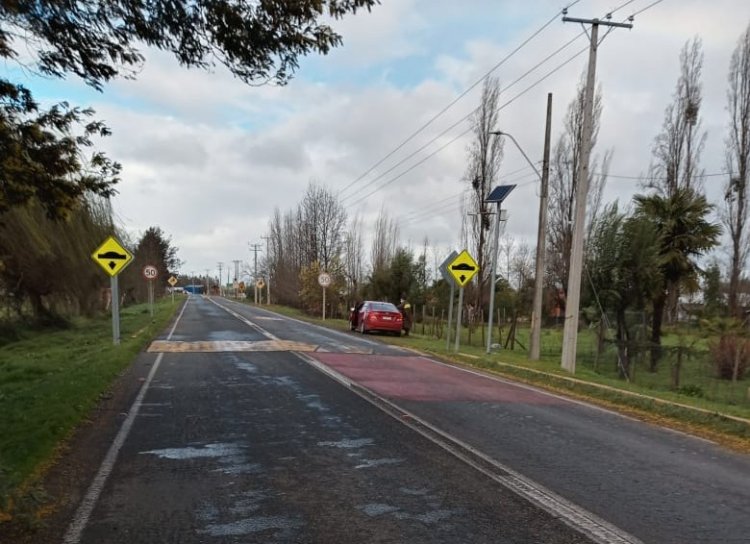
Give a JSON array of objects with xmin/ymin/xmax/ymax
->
[
  {"xmin": 417, "ymin": 356, "xmax": 718, "ymax": 444},
  {"xmin": 63, "ymin": 298, "xmax": 189, "ymax": 543},
  {"xmin": 219, "ymin": 297, "xmax": 383, "ymax": 347},
  {"xmin": 294, "ymin": 350, "xmax": 643, "ymax": 544},
  {"xmin": 207, "ymin": 298, "xmax": 280, "ymax": 341}
]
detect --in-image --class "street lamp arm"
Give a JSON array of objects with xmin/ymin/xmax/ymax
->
[{"xmin": 489, "ymin": 131, "xmax": 542, "ymax": 183}]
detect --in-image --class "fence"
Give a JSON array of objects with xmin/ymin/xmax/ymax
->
[{"xmin": 407, "ymin": 304, "xmax": 750, "ymax": 409}]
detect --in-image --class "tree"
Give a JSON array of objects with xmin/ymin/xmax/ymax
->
[
  {"xmin": 647, "ymin": 37, "xmax": 708, "ymax": 326},
  {"xmin": 0, "ymin": 0, "xmax": 378, "ymax": 89},
  {"xmin": 370, "ymin": 208, "xmax": 398, "ymax": 276},
  {"xmin": 0, "ymin": 196, "xmax": 114, "ymax": 322},
  {"xmin": 0, "ymin": 87, "xmax": 120, "ymax": 219},
  {"xmin": 343, "ymin": 213, "xmax": 365, "ymax": 301},
  {"xmin": 463, "ymin": 76, "xmax": 503, "ymax": 313},
  {"xmin": 723, "ymin": 23, "xmax": 750, "ymax": 317},
  {"xmin": 120, "ymin": 226, "xmax": 181, "ymax": 302},
  {"xmin": 650, "ymin": 38, "xmax": 706, "ymax": 197},
  {"xmin": 0, "ymin": 0, "xmax": 377, "ymax": 218},
  {"xmin": 298, "ymin": 181, "xmax": 347, "ymax": 271},
  {"xmin": 634, "ymin": 188, "xmax": 721, "ymax": 370},
  {"xmin": 702, "ymin": 261, "xmax": 725, "ymax": 318},
  {"xmin": 586, "ymin": 204, "xmax": 662, "ymax": 377},
  {"xmin": 547, "ymin": 72, "xmax": 610, "ymax": 296}
]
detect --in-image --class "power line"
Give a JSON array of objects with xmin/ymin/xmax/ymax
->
[
  {"xmin": 340, "ymin": 30, "xmax": 588, "ymax": 204},
  {"xmin": 346, "ymin": 0, "xmax": 665, "ymax": 210},
  {"xmin": 345, "ymin": 44, "xmax": 589, "ymax": 208},
  {"xmin": 336, "ymin": 0, "xmax": 584, "ymax": 199}
]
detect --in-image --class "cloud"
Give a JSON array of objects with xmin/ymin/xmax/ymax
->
[{"xmin": 19, "ymin": 0, "xmax": 750, "ymax": 277}]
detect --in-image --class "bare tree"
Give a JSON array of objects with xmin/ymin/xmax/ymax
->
[
  {"xmin": 510, "ymin": 241, "xmax": 534, "ymax": 293},
  {"xmin": 298, "ymin": 181, "xmax": 347, "ymax": 270},
  {"xmin": 547, "ymin": 73, "xmax": 608, "ymax": 294},
  {"xmin": 370, "ymin": 207, "xmax": 399, "ymax": 275},
  {"xmin": 649, "ymin": 37, "xmax": 707, "ymax": 323},
  {"xmin": 724, "ymin": 23, "xmax": 750, "ymax": 317},
  {"xmin": 651, "ymin": 37, "xmax": 707, "ymax": 197},
  {"xmin": 343, "ymin": 213, "xmax": 365, "ymax": 298},
  {"xmin": 464, "ymin": 76, "xmax": 504, "ymax": 312}
]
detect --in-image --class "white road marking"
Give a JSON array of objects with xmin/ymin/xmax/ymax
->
[
  {"xmin": 220, "ymin": 298, "xmax": 383, "ymax": 347},
  {"xmin": 295, "ymin": 351, "xmax": 644, "ymax": 544},
  {"xmin": 63, "ymin": 298, "xmax": 189, "ymax": 544}
]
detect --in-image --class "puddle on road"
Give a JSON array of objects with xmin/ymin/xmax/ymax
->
[
  {"xmin": 395, "ymin": 509, "xmax": 463, "ymax": 524},
  {"xmin": 400, "ymin": 487, "xmax": 429, "ymax": 496},
  {"xmin": 139, "ymin": 442, "xmax": 243, "ymax": 460},
  {"xmin": 202, "ymin": 515, "xmax": 303, "ymax": 537},
  {"xmin": 207, "ymin": 330, "xmax": 253, "ymax": 341},
  {"xmin": 235, "ymin": 362, "xmax": 258, "ymax": 373},
  {"xmin": 213, "ymin": 462, "xmax": 263, "ymax": 475},
  {"xmin": 317, "ymin": 438, "xmax": 374, "ymax": 449},
  {"xmin": 354, "ymin": 458, "xmax": 404, "ymax": 469},
  {"xmin": 359, "ymin": 503, "xmax": 400, "ymax": 517}
]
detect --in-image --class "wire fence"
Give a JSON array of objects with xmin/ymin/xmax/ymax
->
[{"xmin": 408, "ymin": 305, "xmax": 750, "ymax": 409}]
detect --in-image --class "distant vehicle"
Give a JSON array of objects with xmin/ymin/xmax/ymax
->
[
  {"xmin": 350, "ymin": 301, "xmax": 403, "ymax": 335},
  {"xmin": 169, "ymin": 286, "xmax": 185, "ymax": 294}
]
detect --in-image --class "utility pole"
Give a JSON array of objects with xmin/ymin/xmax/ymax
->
[
  {"xmin": 260, "ymin": 235, "xmax": 271, "ymax": 305},
  {"xmin": 530, "ymin": 93, "xmax": 553, "ymax": 361},
  {"xmin": 560, "ymin": 12, "xmax": 632, "ymax": 373},
  {"xmin": 217, "ymin": 262, "xmax": 224, "ymax": 297},
  {"xmin": 204, "ymin": 269, "xmax": 210, "ymax": 295},
  {"xmin": 248, "ymin": 243, "xmax": 262, "ymax": 304},
  {"xmin": 232, "ymin": 259, "xmax": 241, "ymax": 298}
]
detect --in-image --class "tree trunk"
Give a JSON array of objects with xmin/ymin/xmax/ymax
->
[
  {"xmin": 615, "ymin": 307, "xmax": 630, "ymax": 379},
  {"xmin": 650, "ymin": 291, "xmax": 666, "ymax": 371}
]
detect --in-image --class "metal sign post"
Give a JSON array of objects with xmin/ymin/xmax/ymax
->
[
  {"xmin": 318, "ymin": 272, "xmax": 331, "ymax": 320},
  {"xmin": 111, "ymin": 276, "xmax": 120, "ymax": 344},
  {"xmin": 143, "ymin": 265, "xmax": 158, "ymax": 318},
  {"xmin": 446, "ymin": 250, "xmax": 480, "ymax": 353},
  {"xmin": 91, "ymin": 235, "xmax": 134, "ymax": 346},
  {"xmin": 439, "ymin": 251, "xmax": 458, "ymax": 351},
  {"xmin": 454, "ymin": 286, "xmax": 464, "ymax": 353}
]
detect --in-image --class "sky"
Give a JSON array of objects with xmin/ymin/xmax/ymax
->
[{"xmin": 12, "ymin": 0, "xmax": 750, "ymax": 283}]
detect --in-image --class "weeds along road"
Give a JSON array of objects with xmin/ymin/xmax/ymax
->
[{"xmin": 55, "ymin": 295, "xmax": 750, "ymax": 544}]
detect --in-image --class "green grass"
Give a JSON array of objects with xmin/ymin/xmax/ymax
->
[
  {"xmin": 246, "ymin": 302, "xmax": 750, "ymax": 447},
  {"xmin": 0, "ymin": 298, "xmax": 181, "ymax": 513}
]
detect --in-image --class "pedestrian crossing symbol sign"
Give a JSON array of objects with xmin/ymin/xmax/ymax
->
[{"xmin": 447, "ymin": 249, "xmax": 479, "ymax": 287}]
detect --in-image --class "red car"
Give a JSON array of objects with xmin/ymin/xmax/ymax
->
[{"xmin": 349, "ymin": 301, "xmax": 403, "ymax": 335}]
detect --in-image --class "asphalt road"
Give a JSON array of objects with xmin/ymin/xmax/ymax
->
[{"xmin": 57, "ymin": 295, "xmax": 750, "ymax": 544}]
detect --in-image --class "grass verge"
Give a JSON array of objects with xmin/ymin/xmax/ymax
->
[{"xmin": 0, "ymin": 297, "xmax": 182, "ymax": 522}]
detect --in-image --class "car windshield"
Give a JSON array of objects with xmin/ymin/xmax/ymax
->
[{"xmin": 368, "ymin": 302, "xmax": 398, "ymax": 312}]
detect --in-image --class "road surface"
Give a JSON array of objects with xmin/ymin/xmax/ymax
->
[{"xmin": 48, "ymin": 295, "xmax": 750, "ymax": 543}]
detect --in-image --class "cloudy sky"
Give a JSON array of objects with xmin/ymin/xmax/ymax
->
[{"xmin": 16, "ymin": 0, "xmax": 750, "ymax": 282}]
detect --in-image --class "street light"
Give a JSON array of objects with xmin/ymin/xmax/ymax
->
[
  {"xmin": 483, "ymin": 131, "xmax": 517, "ymax": 355},
  {"xmin": 489, "ymin": 129, "xmax": 547, "ymax": 360}
]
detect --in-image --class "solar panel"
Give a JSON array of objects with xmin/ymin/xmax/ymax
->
[{"xmin": 486, "ymin": 184, "xmax": 516, "ymax": 203}]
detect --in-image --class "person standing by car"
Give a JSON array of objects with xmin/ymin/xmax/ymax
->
[
  {"xmin": 349, "ymin": 300, "xmax": 364, "ymax": 331},
  {"xmin": 397, "ymin": 296, "xmax": 413, "ymax": 336}
]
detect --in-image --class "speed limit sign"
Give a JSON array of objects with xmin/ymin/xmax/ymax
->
[
  {"xmin": 318, "ymin": 272, "xmax": 331, "ymax": 287},
  {"xmin": 143, "ymin": 265, "xmax": 158, "ymax": 280}
]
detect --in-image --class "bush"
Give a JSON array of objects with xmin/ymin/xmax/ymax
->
[{"xmin": 709, "ymin": 336, "xmax": 749, "ymax": 381}]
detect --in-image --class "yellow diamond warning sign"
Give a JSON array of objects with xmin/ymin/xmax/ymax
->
[
  {"xmin": 447, "ymin": 249, "xmax": 479, "ymax": 287},
  {"xmin": 92, "ymin": 235, "xmax": 133, "ymax": 277}
]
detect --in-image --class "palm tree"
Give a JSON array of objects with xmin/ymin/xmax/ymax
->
[{"xmin": 634, "ymin": 187, "xmax": 722, "ymax": 370}]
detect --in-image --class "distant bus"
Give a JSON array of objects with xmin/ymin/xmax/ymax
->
[{"xmin": 183, "ymin": 284, "xmax": 204, "ymax": 294}]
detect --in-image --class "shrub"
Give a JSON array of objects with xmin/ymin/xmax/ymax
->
[{"xmin": 708, "ymin": 335, "xmax": 749, "ymax": 381}]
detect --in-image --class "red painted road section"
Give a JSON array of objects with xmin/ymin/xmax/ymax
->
[{"xmin": 311, "ymin": 353, "xmax": 564, "ymax": 405}]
